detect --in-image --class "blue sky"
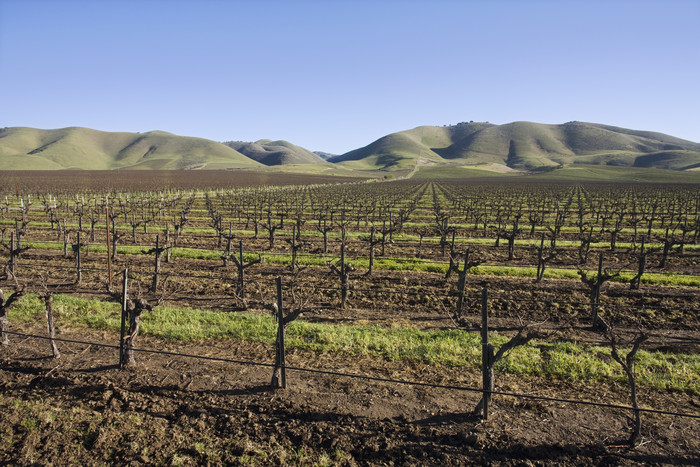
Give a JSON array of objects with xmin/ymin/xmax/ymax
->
[{"xmin": 1, "ymin": 0, "xmax": 698, "ymax": 154}]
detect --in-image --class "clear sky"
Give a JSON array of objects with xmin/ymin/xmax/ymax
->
[{"xmin": 1, "ymin": 0, "xmax": 698, "ymax": 154}]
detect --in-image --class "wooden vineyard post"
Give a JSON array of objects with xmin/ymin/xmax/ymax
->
[
  {"xmin": 153, "ymin": 234, "xmax": 161, "ymax": 292},
  {"xmin": 42, "ymin": 292, "xmax": 60, "ymax": 359},
  {"xmin": 278, "ymin": 277, "xmax": 286, "ymax": 388},
  {"xmin": 289, "ymin": 225, "xmax": 298, "ymax": 268},
  {"xmin": 221, "ymin": 236, "xmax": 233, "ymax": 267},
  {"xmin": 271, "ymin": 276, "xmax": 287, "ymax": 389},
  {"xmin": 119, "ymin": 269, "xmax": 128, "ymax": 369},
  {"xmin": 106, "ymin": 200, "xmax": 112, "ymax": 291},
  {"xmin": 455, "ymin": 249, "xmax": 470, "ymax": 318},
  {"xmin": 234, "ymin": 240, "xmax": 245, "ymax": 300},
  {"xmin": 237, "ymin": 240, "xmax": 245, "ymax": 298},
  {"xmin": 63, "ymin": 222, "xmax": 70, "ymax": 258},
  {"xmin": 14, "ymin": 219, "xmax": 21, "ymax": 250},
  {"xmin": 480, "ymin": 286, "xmax": 493, "ymax": 420},
  {"xmin": 368, "ymin": 227, "xmax": 375, "ymax": 275},
  {"xmin": 75, "ymin": 231, "xmax": 82, "ymax": 284},
  {"xmin": 165, "ymin": 222, "xmax": 172, "ymax": 263},
  {"xmin": 536, "ymin": 232, "xmax": 545, "ymax": 282},
  {"xmin": 0, "ymin": 298, "xmax": 8, "ymax": 346},
  {"xmin": 8, "ymin": 231, "xmax": 16, "ymax": 279},
  {"xmin": 592, "ymin": 253, "xmax": 603, "ymax": 329},
  {"xmin": 340, "ymin": 242, "xmax": 347, "ymax": 308},
  {"xmin": 111, "ymin": 218, "xmax": 121, "ymax": 260}
]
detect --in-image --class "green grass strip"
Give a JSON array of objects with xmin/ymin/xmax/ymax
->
[
  {"xmin": 471, "ymin": 266, "xmax": 700, "ymax": 287},
  {"xmin": 8, "ymin": 294, "xmax": 699, "ymax": 395},
  {"xmin": 23, "ymin": 241, "xmax": 700, "ymax": 287}
]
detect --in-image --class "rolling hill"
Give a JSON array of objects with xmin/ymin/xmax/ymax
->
[
  {"xmin": 223, "ymin": 139, "xmax": 325, "ymax": 165},
  {"xmin": 1, "ymin": 123, "xmax": 699, "ymax": 180},
  {"xmin": 330, "ymin": 121, "xmax": 700, "ymax": 172},
  {"xmin": 0, "ymin": 127, "xmax": 263, "ymax": 170}
]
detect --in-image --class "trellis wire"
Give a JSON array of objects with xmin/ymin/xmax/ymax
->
[
  {"xmin": 3, "ymin": 258, "xmax": 696, "ymax": 312},
  {"xmin": 4, "ymin": 329, "xmax": 699, "ymax": 421}
]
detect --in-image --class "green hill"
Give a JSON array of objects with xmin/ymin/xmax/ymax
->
[
  {"xmin": 330, "ymin": 121, "xmax": 700, "ymax": 172},
  {"xmin": 2, "ymin": 123, "xmax": 699, "ymax": 182},
  {"xmin": 0, "ymin": 127, "xmax": 262, "ymax": 170},
  {"xmin": 223, "ymin": 139, "xmax": 325, "ymax": 165}
]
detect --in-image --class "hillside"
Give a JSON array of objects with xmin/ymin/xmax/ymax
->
[
  {"xmin": 2, "ymin": 123, "xmax": 699, "ymax": 179},
  {"xmin": 330, "ymin": 121, "xmax": 700, "ymax": 172},
  {"xmin": 313, "ymin": 151, "xmax": 337, "ymax": 161},
  {"xmin": 223, "ymin": 140, "xmax": 325, "ymax": 165},
  {"xmin": 0, "ymin": 127, "xmax": 262, "ymax": 170}
]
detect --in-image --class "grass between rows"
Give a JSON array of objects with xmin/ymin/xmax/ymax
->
[
  {"xmin": 8, "ymin": 294, "xmax": 699, "ymax": 396},
  {"xmin": 24, "ymin": 240, "xmax": 700, "ymax": 287},
  {"xmin": 10, "ymin": 217, "xmax": 699, "ymax": 253},
  {"xmin": 3, "ymin": 216, "xmax": 693, "ymax": 242}
]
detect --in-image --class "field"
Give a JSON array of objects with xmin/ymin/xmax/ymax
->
[{"xmin": 1, "ymin": 171, "xmax": 699, "ymax": 465}]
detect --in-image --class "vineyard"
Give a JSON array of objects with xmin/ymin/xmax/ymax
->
[{"xmin": 1, "ymin": 171, "xmax": 699, "ymax": 465}]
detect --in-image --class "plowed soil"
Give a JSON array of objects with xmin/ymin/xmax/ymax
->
[
  {"xmin": 2, "ymin": 320, "xmax": 699, "ymax": 466},
  {"xmin": 2, "ymin": 233, "xmax": 699, "ymax": 465}
]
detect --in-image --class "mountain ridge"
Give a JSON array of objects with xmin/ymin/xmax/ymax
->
[
  {"xmin": 0, "ymin": 127, "xmax": 262, "ymax": 170},
  {"xmin": 223, "ymin": 139, "xmax": 325, "ymax": 166},
  {"xmin": 330, "ymin": 121, "xmax": 700, "ymax": 172},
  {"xmin": 1, "ymin": 122, "xmax": 698, "ymax": 173}
]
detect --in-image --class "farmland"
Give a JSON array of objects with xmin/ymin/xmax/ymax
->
[{"xmin": 1, "ymin": 171, "xmax": 699, "ymax": 465}]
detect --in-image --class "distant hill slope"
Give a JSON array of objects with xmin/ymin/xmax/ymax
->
[
  {"xmin": 3, "ymin": 123, "xmax": 699, "ymax": 176},
  {"xmin": 223, "ymin": 139, "xmax": 324, "ymax": 165},
  {"xmin": 0, "ymin": 127, "xmax": 262, "ymax": 170},
  {"xmin": 330, "ymin": 121, "xmax": 700, "ymax": 172},
  {"xmin": 313, "ymin": 151, "xmax": 337, "ymax": 161}
]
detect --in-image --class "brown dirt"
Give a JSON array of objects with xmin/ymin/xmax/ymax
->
[
  {"xmin": 11, "ymin": 247, "xmax": 700, "ymax": 334},
  {"xmin": 2, "ymin": 214, "xmax": 699, "ymax": 465},
  {"xmin": 2, "ymin": 322, "xmax": 700, "ymax": 466}
]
